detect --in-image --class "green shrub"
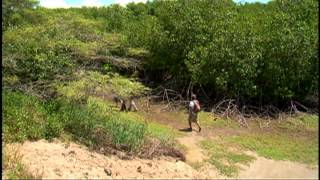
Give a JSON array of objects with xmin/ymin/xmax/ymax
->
[
  {"xmin": 3, "ymin": 90, "xmax": 46, "ymax": 142},
  {"xmin": 105, "ymin": 115, "xmax": 147, "ymax": 151},
  {"xmin": 3, "ymin": 25, "xmax": 74, "ymax": 82},
  {"xmin": 55, "ymin": 70, "xmax": 150, "ymax": 100},
  {"xmin": 44, "ymin": 115, "xmax": 63, "ymax": 140}
]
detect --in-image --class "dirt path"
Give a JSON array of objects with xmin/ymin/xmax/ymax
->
[{"xmin": 176, "ymin": 132, "xmax": 206, "ymax": 163}]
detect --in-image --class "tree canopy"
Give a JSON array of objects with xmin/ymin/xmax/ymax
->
[{"xmin": 2, "ymin": 0, "xmax": 318, "ymax": 106}]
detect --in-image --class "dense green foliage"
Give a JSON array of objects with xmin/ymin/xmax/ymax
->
[
  {"xmin": 2, "ymin": 0, "xmax": 40, "ymax": 30},
  {"xmin": 3, "ymin": 90, "xmax": 148, "ymax": 151},
  {"xmin": 2, "ymin": 0, "xmax": 318, "ymax": 104},
  {"xmin": 132, "ymin": 0, "xmax": 318, "ymax": 103}
]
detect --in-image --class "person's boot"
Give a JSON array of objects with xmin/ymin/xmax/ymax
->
[{"xmin": 188, "ymin": 127, "xmax": 193, "ymax": 131}]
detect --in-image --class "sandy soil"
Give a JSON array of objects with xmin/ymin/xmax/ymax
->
[
  {"xmin": 4, "ymin": 137, "xmax": 317, "ymax": 179},
  {"xmin": 5, "ymin": 139, "xmax": 220, "ymax": 179}
]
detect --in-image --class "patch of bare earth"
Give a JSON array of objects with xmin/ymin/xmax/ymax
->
[
  {"xmin": 5, "ymin": 139, "xmax": 217, "ymax": 179},
  {"xmin": 176, "ymin": 132, "xmax": 206, "ymax": 163}
]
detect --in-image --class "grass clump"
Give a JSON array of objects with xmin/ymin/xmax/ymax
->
[
  {"xmin": 147, "ymin": 122, "xmax": 182, "ymax": 145},
  {"xmin": 189, "ymin": 162, "xmax": 206, "ymax": 170},
  {"xmin": 119, "ymin": 111, "xmax": 182, "ymax": 146},
  {"xmin": 127, "ymin": 48, "xmax": 148, "ymax": 58},
  {"xmin": 277, "ymin": 113, "xmax": 318, "ymax": 132},
  {"xmin": 104, "ymin": 116, "xmax": 147, "ymax": 150},
  {"xmin": 297, "ymin": 114, "xmax": 318, "ymax": 130},
  {"xmin": 223, "ymin": 114, "xmax": 319, "ymax": 165},
  {"xmin": 200, "ymin": 139, "xmax": 255, "ymax": 177},
  {"xmin": 3, "ymin": 145, "xmax": 41, "ymax": 179}
]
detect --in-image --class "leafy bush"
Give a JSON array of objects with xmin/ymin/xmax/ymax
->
[
  {"xmin": 44, "ymin": 115, "xmax": 63, "ymax": 140},
  {"xmin": 2, "ymin": 24, "xmax": 74, "ymax": 81},
  {"xmin": 3, "ymin": 90, "xmax": 67, "ymax": 142},
  {"xmin": 2, "ymin": 10, "xmax": 123, "ymax": 85}
]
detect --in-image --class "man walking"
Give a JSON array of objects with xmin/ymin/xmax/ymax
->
[{"xmin": 188, "ymin": 94, "xmax": 201, "ymax": 132}]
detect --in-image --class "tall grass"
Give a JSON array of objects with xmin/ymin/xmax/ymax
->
[
  {"xmin": 105, "ymin": 117, "xmax": 147, "ymax": 150},
  {"xmin": 3, "ymin": 90, "xmax": 147, "ymax": 152}
]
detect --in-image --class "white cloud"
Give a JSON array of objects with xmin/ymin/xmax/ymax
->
[
  {"xmin": 39, "ymin": 0, "xmax": 70, "ymax": 8},
  {"xmin": 114, "ymin": 0, "xmax": 148, "ymax": 6},
  {"xmin": 80, "ymin": 0, "xmax": 103, "ymax": 7},
  {"xmin": 40, "ymin": 0, "xmax": 149, "ymax": 8}
]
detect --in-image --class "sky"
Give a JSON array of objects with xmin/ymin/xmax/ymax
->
[{"xmin": 39, "ymin": 0, "xmax": 271, "ymax": 8}]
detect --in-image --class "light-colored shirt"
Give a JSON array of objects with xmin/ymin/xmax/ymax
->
[
  {"xmin": 189, "ymin": 100, "xmax": 195, "ymax": 109},
  {"xmin": 189, "ymin": 100, "xmax": 195, "ymax": 112}
]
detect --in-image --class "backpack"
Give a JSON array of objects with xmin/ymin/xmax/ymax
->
[{"xmin": 193, "ymin": 100, "xmax": 201, "ymax": 112}]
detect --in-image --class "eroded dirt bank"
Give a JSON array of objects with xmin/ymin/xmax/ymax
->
[
  {"xmin": 4, "ymin": 139, "xmax": 318, "ymax": 179},
  {"xmin": 5, "ymin": 139, "xmax": 220, "ymax": 179}
]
